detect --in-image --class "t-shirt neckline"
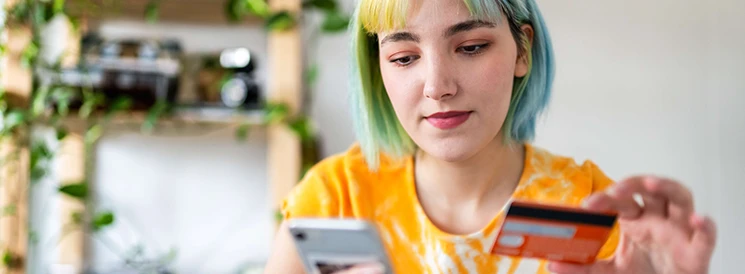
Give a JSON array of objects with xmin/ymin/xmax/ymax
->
[{"xmin": 404, "ymin": 143, "xmax": 535, "ymax": 240}]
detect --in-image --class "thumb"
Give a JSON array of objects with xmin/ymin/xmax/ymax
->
[{"xmin": 547, "ymin": 260, "xmax": 615, "ymax": 274}]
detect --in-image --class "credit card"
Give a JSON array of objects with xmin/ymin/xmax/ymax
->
[{"xmin": 490, "ymin": 200, "xmax": 618, "ymax": 264}]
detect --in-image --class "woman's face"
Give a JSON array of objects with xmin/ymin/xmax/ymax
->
[{"xmin": 378, "ymin": 0, "xmax": 530, "ymax": 162}]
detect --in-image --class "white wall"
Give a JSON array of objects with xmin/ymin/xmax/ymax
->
[
  {"xmin": 533, "ymin": 0, "xmax": 745, "ymax": 273},
  {"xmin": 29, "ymin": 0, "xmax": 743, "ymax": 273}
]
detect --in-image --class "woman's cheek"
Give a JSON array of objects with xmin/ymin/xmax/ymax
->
[{"xmin": 477, "ymin": 62, "xmax": 515, "ymax": 95}]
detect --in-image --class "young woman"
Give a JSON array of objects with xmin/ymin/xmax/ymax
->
[{"xmin": 264, "ymin": 0, "xmax": 718, "ymax": 273}]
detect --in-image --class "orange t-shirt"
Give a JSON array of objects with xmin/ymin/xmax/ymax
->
[{"xmin": 281, "ymin": 143, "xmax": 619, "ymax": 274}]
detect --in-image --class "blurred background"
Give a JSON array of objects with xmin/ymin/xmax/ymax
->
[{"xmin": 0, "ymin": 0, "xmax": 742, "ymax": 273}]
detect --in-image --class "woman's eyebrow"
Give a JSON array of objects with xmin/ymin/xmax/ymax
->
[
  {"xmin": 444, "ymin": 19, "xmax": 496, "ymax": 38},
  {"xmin": 380, "ymin": 32, "xmax": 421, "ymax": 45},
  {"xmin": 379, "ymin": 19, "xmax": 495, "ymax": 46}
]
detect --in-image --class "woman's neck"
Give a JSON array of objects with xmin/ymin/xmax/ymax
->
[{"xmin": 414, "ymin": 137, "xmax": 526, "ymax": 213}]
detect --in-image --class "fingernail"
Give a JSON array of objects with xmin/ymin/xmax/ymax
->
[
  {"xmin": 695, "ymin": 214, "xmax": 713, "ymax": 227},
  {"xmin": 606, "ymin": 185, "xmax": 619, "ymax": 196},
  {"xmin": 581, "ymin": 195, "xmax": 597, "ymax": 208}
]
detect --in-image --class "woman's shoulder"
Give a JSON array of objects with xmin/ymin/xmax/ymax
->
[
  {"xmin": 522, "ymin": 144, "xmax": 616, "ymax": 201},
  {"xmin": 305, "ymin": 142, "xmax": 408, "ymax": 180},
  {"xmin": 281, "ymin": 143, "xmax": 409, "ymax": 219}
]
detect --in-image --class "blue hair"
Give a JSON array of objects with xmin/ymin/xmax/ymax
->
[{"xmin": 349, "ymin": 0, "xmax": 555, "ymax": 169}]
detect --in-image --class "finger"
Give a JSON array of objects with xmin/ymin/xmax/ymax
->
[
  {"xmin": 547, "ymin": 262, "xmax": 591, "ymax": 274},
  {"xmin": 689, "ymin": 214, "xmax": 717, "ymax": 257},
  {"xmin": 644, "ymin": 177, "xmax": 695, "ymax": 212},
  {"xmin": 547, "ymin": 261, "xmax": 615, "ymax": 274},
  {"xmin": 582, "ymin": 192, "xmax": 641, "ymax": 219},
  {"xmin": 645, "ymin": 177, "xmax": 695, "ymax": 222},
  {"xmin": 641, "ymin": 194, "xmax": 668, "ymax": 218},
  {"xmin": 613, "ymin": 177, "xmax": 671, "ymax": 218}
]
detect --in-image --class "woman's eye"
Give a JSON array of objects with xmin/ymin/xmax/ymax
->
[
  {"xmin": 391, "ymin": 55, "xmax": 419, "ymax": 66},
  {"xmin": 458, "ymin": 43, "xmax": 490, "ymax": 55}
]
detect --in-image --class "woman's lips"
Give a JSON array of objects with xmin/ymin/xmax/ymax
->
[{"xmin": 425, "ymin": 111, "xmax": 472, "ymax": 129}]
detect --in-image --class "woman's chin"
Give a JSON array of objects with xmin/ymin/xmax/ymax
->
[{"xmin": 417, "ymin": 140, "xmax": 482, "ymax": 163}]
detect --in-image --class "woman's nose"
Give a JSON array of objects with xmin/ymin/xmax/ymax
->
[{"xmin": 422, "ymin": 58, "xmax": 458, "ymax": 100}]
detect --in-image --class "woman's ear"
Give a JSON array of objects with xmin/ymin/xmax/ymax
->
[{"xmin": 514, "ymin": 24, "xmax": 534, "ymax": 78}]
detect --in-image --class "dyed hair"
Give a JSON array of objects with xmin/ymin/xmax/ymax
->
[{"xmin": 349, "ymin": 0, "xmax": 555, "ymax": 169}]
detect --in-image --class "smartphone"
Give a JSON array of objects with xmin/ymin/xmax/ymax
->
[
  {"xmin": 288, "ymin": 218, "xmax": 395, "ymax": 274},
  {"xmin": 490, "ymin": 200, "xmax": 618, "ymax": 264}
]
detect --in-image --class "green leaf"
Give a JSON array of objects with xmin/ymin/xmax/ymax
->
[
  {"xmin": 32, "ymin": 142, "xmax": 53, "ymax": 160},
  {"xmin": 2, "ymin": 205, "xmax": 16, "ymax": 216},
  {"xmin": 79, "ymin": 92, "xmax": 106, "ymax": 119},
  {"xmin": 9, "ymin": 1, "xmax": 29, "ymax": 22},
  {"xmin": 3, "ymin": 110, "xmax": 27, "ymax": 133},
  {"xmin": 265, "ymin": 11, "xmax": 296, "ymax": 32},
  {"xmin": 31, "ymin": 85, "xmax": 51, "ymax": 118},
  {"xmin": 68, "ymin": 16, "xmax": 82, "ymax": 32},
  {"xmin": 321, "ymin": 11, "xmax": 350, "ymax": 33},
  {"xmin": 288, "ymin": 117, "xmax": 314, "ymax": 142},
  {"xmin": 305, "ymin": 64, "xmax": 320, "ymax": 86},
  {"xmin": 108, "ymin": 97, "xmax": 133, "ymax": 114},
  {"xmin": 225, "ymin": 0, "xmax": 247, "ymax": 22},
  {"xmin": 159, "ymin": 247, "xmax": 179, "ymax": 264},
  {"xmin": 71, "ymin": 211, "xmax": 84, "ymax": 225},
  {"xmin": 264, "ymin": 103, "xmax": 289, "ymax": 124},
  {"xmin": 30, "ymin": 141, "xmax": 52, "ymax": 182},
  {"xmin": 30, "ymin": 165, "xmax": 47, "ymax": 182},
  {"xmin": 79, "ymin": 102, "xmax": 95, "ymax": 119},
  {"xmin": 51, "ymin": 86, "xmax": 76, "ymax": 116},
  {"xmin": 51, "ymin": 86, "xmax": 76, "ymax": 100},
  {"xmin": 85, "ymin": 124, "xmax": 103, "ymax": 145},
  {"xmin": 2, "ymin": 250, "xmax": 11, "ymax": 267},
  {"xmin": 104, "ymin": 96, "xmax": 133, "ymax": 122},
  {"xmin": 303, "ymin": 0, "xmax": 337, "ymax": 12},
  {"xmin": 59, "ymin": 183, "xmax": 88, "ymax": 200},
  {"xmin": 29, "ymin": 230, "xmax": 39, "ymax": 245},
  {"xmin": 41, "ymin": 1, "xmax": 56, "ymax": 23},
  {"xmin": 246, "ymin": 0, "xmax": 270, "ymax": 17},
  {"xmin": 92, "ymin": 211, "xmax": 115, "ymax": 231},
  {"xmin": 141, "ymin": 101, "xmax": 169, "ymax": 134},
  {"xmin": 53, "ymin": 0, "xmax": 66, "ymax": 14},
  {"xmin": 20, "ymin": 42, "xmax": 39, "ymax": 69},
  {"xmin": 56, "ymin": 126, "xmax": 68, "ymax": 140},
  {"xmin": 145, "ymin": 0, "xmax": 160, "ymax": 23},
  {"xmin": 235, "ymin": 124, "xmax": 251, "ymax": 142},
  {"xmin": 0, "ymin": 93, "xmax": 6, "ymax": 115}
]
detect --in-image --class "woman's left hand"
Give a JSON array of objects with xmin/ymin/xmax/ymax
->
[{"xmin": 548, "ymin": 176, "xmax": 718, "ymax": 274}]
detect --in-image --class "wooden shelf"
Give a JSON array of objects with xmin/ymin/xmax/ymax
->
[
  {"xmin": 66, "ymin": 0, "xmax": 266, "ymax": 26},
  {"xmin": 169, "ymin": 105, "xmax": 266, "ymax": 124},
  {"xmin": 63, "ymin": 106, "xmax": 266, "ymax": 132}
]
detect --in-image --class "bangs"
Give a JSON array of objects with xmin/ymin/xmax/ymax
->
[{"xmin": 358, "ymin": 0, "xmax": 518, "ymax": 33}]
